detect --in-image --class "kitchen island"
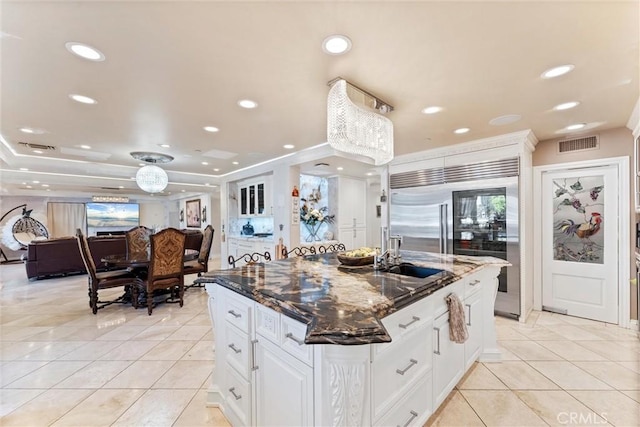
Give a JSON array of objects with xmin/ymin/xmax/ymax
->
[{"xmin": 201, "ymin": 251, "xmax": 508, "ymax": 426}]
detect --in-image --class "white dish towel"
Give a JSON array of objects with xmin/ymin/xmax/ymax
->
[{"xmin": 446, "ymin": 292, "xmax": 468, "ymax": 344}]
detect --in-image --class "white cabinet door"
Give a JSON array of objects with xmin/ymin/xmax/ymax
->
[
  {"xmin": 338, "ymin": 177, "xmax": 366, "ymax": 228},
  {"xmin": 464, "ymin": 290, "xmax": 483, "ymax": 369},
  {"xmin": 254, "ymin": 337, "xmax": 313, "ymax": 427},
  {"xmin": 432, "ymin": 311, "xmax": 465, "ymax": 407}
]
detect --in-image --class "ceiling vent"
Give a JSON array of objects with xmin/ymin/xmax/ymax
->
[
  {"xmin": 18, "ymin": 142, "xmax": 56, "ymax": 151},
  {"xmin": 557, "ymin": 135, "xmax": 599, "ymax": 154}
]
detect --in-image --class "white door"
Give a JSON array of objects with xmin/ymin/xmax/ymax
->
[{"xmin": 541, "ymin": 165, "xmax": 619, "ymax": 323}]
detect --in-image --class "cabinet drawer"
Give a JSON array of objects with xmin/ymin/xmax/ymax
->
[
  {"xmin": 379, "ymin": 295, "xmax": 432, "ymax": 346},
  {"xmin": 225, "ymin": 363, "xmax": 251, "ymax": 427},
  {"xmin": 255, "ymin": 304, "xmax": 280, "ymax": 345},
  {"xmin": 225, "ymin": 324, "xmax": 251, "ymax": 380},
  {"xmin": 223, "ymin": 290, "xmax": 252, "ymax": 334},
  {"xmin": 371, "ymin": 326, "xmax": 432, "ymax": 420},
  {"xmin": 280, "ymin": 315, "xmax": 313, "ymax": 367},
  {"xmin": 464, "ymin": 272, "xmax": 484, "ymax": 298},
  {"xmin": 374, "ymin": 372, "xmax": 432, "ymax": 427}
]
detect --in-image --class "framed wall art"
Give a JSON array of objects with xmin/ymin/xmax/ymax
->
[{"xmin": 186, "ymin": 199, "xmax": 201, "ymax": 228}]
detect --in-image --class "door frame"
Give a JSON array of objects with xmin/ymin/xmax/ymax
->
[{"xmin": 533, "ymin": 156, "xmax": 630, "ymax": 327}]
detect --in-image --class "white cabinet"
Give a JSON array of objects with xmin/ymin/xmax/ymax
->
[
  {"xmin": 464, "ymin": 289, "xmax": 483, "ymax": 369},
  {"xmin": 432, "ymin": 309, "xmax": 465, "ymax": 407},
  {"xmin": 254, "ymin": 338, "xmax": 314, "ymax": 426},
  {"xmin": 339, "ymin": 226, "xmax": 367, "ymax": 250},
  {"xmin": 337, "ymin": 177, "xmax": 367, "ymax": 248},
  {"xmin": 238, "ymin": 177, "xmax": 272, "ymax": 217}
]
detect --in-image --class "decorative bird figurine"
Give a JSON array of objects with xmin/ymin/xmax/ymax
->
[{"xmin": 556, "ymin": 212, "xmax": 602, "ymax": 239}]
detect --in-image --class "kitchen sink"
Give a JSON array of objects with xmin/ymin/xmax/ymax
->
[{"xmin": 384, "ymin": 263, "xmax": 444, "ymax": 279}]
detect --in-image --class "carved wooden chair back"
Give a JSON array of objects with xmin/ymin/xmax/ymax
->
[
  {"xmin": 197, "ymin": 225, "xmax": 215, "ymax": 266},
  {"xmin": 282, "ymin": 246, "xmax": 316, "ymax": 259},
  {"xmin": 228, "ymin": 251, "xmax": 272, "ymax": 268},
  {"xmin": 135, "ymin": 227, "xmax": 186, "ymax": 315},
  {"xmin": 125, "ymin": 225, "xmax": 153, "ymax": 259}
]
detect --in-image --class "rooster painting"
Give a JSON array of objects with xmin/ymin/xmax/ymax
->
[{"xmin": 556, "ymin": 212, "xmax": 602, "ymax": 240}]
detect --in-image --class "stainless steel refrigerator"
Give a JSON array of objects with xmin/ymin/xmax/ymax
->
[{"xmin": 389, "ymin": 173, "xmax": 521, "ymax": 318}]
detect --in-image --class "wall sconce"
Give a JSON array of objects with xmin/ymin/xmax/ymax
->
[
  {"xmin": 380, "ymin": 190, "xmax": 387, "ymax": 203},
  {"xmin": 202, "ymin": 206, "xmax": 207, "ymax": 223},
  {"xmin": 179, "ymin": 209, "xmax": 184, "ymax": 223}
]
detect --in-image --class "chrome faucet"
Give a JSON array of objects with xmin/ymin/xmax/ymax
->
[{"xmin": 375, "ymin": 227, "xmax": 403, "ymax": 270}]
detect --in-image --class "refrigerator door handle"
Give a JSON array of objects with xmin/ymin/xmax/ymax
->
[{"xmin": 439, "ymin": 204, "xmax": 448, "ymax": 254}]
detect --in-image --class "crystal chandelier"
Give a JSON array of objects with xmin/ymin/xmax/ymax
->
[
  {"xmin": 130, "ymin": 152, "xmax": 173, "ymax": 193},
  {"xmin": 327, "ymin": 79, "xmax": 394, "ymax": 166}
]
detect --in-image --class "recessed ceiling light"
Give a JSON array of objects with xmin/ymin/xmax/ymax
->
[
  {"xmin": 65, "ymin": 42, "xmax": 105, "ymax": 61},
  {"xmin": 283, "ymin": 144, "xmax": 295, "ymax": 149},
  {"xmin": 26, "ymin": 185, "xmax": 32, "ymax": 189},
  {"xmin": 238, "ymin": 99, "xmax": 258, "ymax": 109},
  {"xmin": 553, "ymin": 101, "xmax": 580, "ymax": 111},
  {"xmin": 421, "ymin": 106, "xmax": 443, "ymax": 115},
  {"xmin": 181, "ymin": 189, "xmax": 185, "ymax": 193},
  {"xmin": 19, "ymin": 168, "xmax": 28, "ymax": 171},
  {"xmin": 139, "ymin": 163, "xmax": 145, "ymax": 167},
  {"xmin": 69, "ymin": 94, "xmax": 97, "ymax": 104},
  {"xmin": 337, "ymin": 167, "xmax": 344, "ymax": 171},
  {"xmin": 366, "ymin": 172, "xmax": 373, "ymax": 176},
  {"xmin": 322, "ymin": 35, "xmax": 352, "ymax": 55},
  {"xmin": 454, "ymin": 128, "xmax": 470, "ymax": 134},
  {"xmin": 541, "ymin": 64, "xmax": 574, "ymax": 79},
  {"xmin": 42, "ymin": 184, "xmax": 49, "ymax": 187},
  {"xmin": 33, "ymin": 149, "xmax": 43, "ymax": 154},
  {"xmin": 565, "ymin": 123, "xmax": 586, "ymax": 131},
  {"xmin": 130, "ymin": 177, "xmax": 136, "ymax": 180},
  {"xmin": 203, "ymin": 126, "xmax": 219, "ymax": 133},
  {"xmin": 489, "ymin": 114, "xmax": 522, "ymax": 126},
  {"xmin": 19, "ymin": 127, "xmax": 45, "ymax": 134},
  {"xmin": 118, "ymin": 186, "xmax": 124, "ymax": 189},
  {"xmin": 32, "ymin": 180, "xmax": 40, "ymax": 184},
  {"xmin": 80, "ymin": 144, "xmax": 91, "ymax": 149},
  {"xmin": 159, "ymin": 144, "xmax": 171, "ymax": 148},
  {"xmin": 201, "ymin": 161, "xmax": 209, "ymax": 165},
  {"xmin": 213, "ymin": 168, "xmax": 220, "ymax": 172},
  {"xmin": 21, "ymin": 182, "xmax": 26, "ymax": 185},
  {"xmin": 232, "ymin": 161, "xmax": 239, "ymax": 165}
]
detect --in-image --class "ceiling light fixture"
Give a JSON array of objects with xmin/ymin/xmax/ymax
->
[
  {"xmin": 203, "ymin": 126, "xmax": 219, "ymax": 133},
  {"xmin": 238, "ymin": 99, "xmax": 258, "ymax": 109},
  {"xmin": 421, "ymin": 106, "xmax": 443, "ymax": 115},
  {"xmin": 322, "ymin": 35, "xmax": 352, "ymax": 55},
  {"xmin": 159, "ymin": 144, "xmax": 171, "ymax": 148},
  {"xmin": 69, "ymin": 94, "xmax": 97, "ymax": 104},
  {"xmin": 19, "ymin": 168, "xmax": 28, "ymax": 171},
  {"xmin": 130, "ymin": 152, "xmax": 173, "ymax": 193},
  {"xmin": 33, "ymin": 149, "xmax": 43, "ymax": 154},
  {"xmin": 65, "ymin": 42, "xmax": 105, "ymax": 61},
  {"xmin": 213, "ymin": 168, "xmax": 220, "ymax": 172},
  {"xmin": 541, "ymin": 64, "xmax": 575, "ymax": 79},
  {"xmin": 327, "ymin": 78, "xmax": 394, "ymax": 166},
  {"xmin": 201, "ymin": 161, "xmax": 209, "ymax": 165},
  {"xmin": 80, "ymin": 145, "xmax": 91, "ymax": 149},
  {"xmin": 454, "ymin": 127, "xmax": 470, "ymax": 134},
  {"xmin": 232, "ymin": 161, "xmax": 239, "ymax": 165},
  {"xmin": 337, "ymin": 167, "xmax": 344, "ymax": 171},
  {"xmin": 565, "ymin": 123, "xmax": 586, "ymax": 131},
  {"xmin": 283, "ymin": 144, "xmax": 295, "ymax": 149},
  {"xmin": 19, "ymin": 127, "xmax": 44, "ymax": 134},
  {"xmin": 553, "ymin": 101, "xmax": 580, "ymax": 111}
]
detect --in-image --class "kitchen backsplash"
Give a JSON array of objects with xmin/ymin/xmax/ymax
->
[{"xmin": 230, "ymin": 217, "xmax": 274, "ymax": 235}]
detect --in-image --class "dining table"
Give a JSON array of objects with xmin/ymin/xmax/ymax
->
[{"xmin": 101, "ymin": 248, "xmax": 199, "ymax": 269}]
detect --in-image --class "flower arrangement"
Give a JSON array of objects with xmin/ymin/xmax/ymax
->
[{"xmin": 300, "ymin": 204, "xmax": 334, "ymax": 226}]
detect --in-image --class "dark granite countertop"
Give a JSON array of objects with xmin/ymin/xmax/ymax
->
[{"xmin": 199, "ymin": 250, "xmax": 509, "ymax": 345}]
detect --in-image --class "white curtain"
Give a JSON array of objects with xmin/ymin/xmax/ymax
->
[{"xmin": 47, "ymin": 202, "xmax": 86, "ymax": 238}]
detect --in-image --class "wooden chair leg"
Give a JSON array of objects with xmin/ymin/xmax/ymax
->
[{"xmin": 147, "ymin": 289, "xmax": 153, "ymax": 315}]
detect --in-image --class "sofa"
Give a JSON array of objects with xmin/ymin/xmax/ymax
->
[
  {"xmin": 24, "ymin": 230, "xmax": 204, "ymax": 280},
  {"xmin": 25, "ymin": 235, "xmax": 126, "ymax": 280}
]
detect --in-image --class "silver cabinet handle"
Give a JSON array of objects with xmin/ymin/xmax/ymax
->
[
  {"xmin": 434, "ymin": 327, "xmax": 441, "ymax": 355},
  {"xmin": 395, "ymin": 359, "xmax": 418, "ymax": 375},
  {"xmin": 469, "ymin": 279, "xmax": 480, "ymax": 286},
  {"xmin": 228, "ymin": 343, "xmax": 241, "ymax": 354},
  {"xmin": 285, "ymin": 332, "xmax": 305, "ymax": 346},
  {"xmin": 399, "ymin": 315, "xmax": 420, "ymax": 329},
  {"xmin": 465, "ymin": 303, "xmax": 472, "ymax": 326},
  {"xmin": 397, "ymin": 410, "xmax": 418, "ymax": 427},
  {"xmin": 227, "ymin": 310, "xmax": 241, "ymax": 318},
  {"xmin": 251, "ymin": 339, "xmax": 259, "ymax": 371},
  {"xmin": 228, "ymin": 387, "xmax": 242, "ymax": 400}
]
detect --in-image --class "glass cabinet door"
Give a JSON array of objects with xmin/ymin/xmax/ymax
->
[
  {"xmin": 240, "ymin": 187, "xmax": 248, "ymax": 215},
  {"xmin": 257, "ymin": 183, "xmax": 265, "ymax": 214},
  {"xmin": 249, "ymin": 185, "xmax": 256, "ymax": 215}
]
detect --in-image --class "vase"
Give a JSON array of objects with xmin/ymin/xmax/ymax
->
[{"xmin": 304, "ymin": 222, "xmax": 322, "ymax": 242}]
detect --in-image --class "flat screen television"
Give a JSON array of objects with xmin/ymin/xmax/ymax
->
[{"xmin": 86, "ymin": 203, "xmax": 140, "ymax": 228}]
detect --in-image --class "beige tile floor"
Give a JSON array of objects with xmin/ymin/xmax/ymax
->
[{"xmin": 1, "ymin": 261, "xmax": 638, "ymax": 426}]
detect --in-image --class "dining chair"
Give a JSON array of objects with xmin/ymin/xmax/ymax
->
[
  {"xmin": 75, "ymin": 229, "xmax": 136, "ymax": 314},
  {"xmin": 282, "ymin": 246, "xmax": 316, "ymax": 258},
  {"xmin": 184, "ymin": 225, "xmax": 215, "ymax": 288},
  {"xmin": 317, "ymin": 243, "xmax": 346, "ymax": 253},
  {"xmin": 125, "ymin": 225, "xmax": 153, "ymax": 259},
  {"xmin": 228, "ymin": 251, "xmax": 271, "ymax": 268},
  {"xmin": 132, "ymin": 227, "xmax": 186, "ymax": 315}
]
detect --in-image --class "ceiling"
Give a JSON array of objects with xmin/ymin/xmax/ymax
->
[{"xmin": 1, "ymin": 0, "xmax": 638, "ymax": 199}]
